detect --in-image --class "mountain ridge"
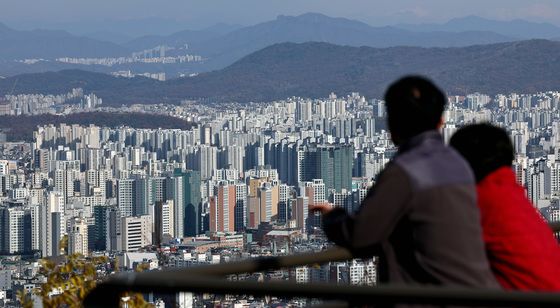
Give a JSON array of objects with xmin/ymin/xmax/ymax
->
[
  {"xmin": 0, "ymin": 13, "xmax": 519, "ymax": 73},
  {"xmin": 190, "ymin": 13, "xmax": 517, "ymax": 70},
  {"xmin": 396, "ymin": 15, "xmax": 560, "ymax": 39},
  {"xmin": 1, "ymin": 40, "xmax": 559, "ymax": 104},
  {"xmin": 0, "ymin": 23, "xmax": 130, "ymax": 60}
]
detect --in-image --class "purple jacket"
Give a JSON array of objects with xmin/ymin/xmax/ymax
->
[{"xmin": 323, "ymin": 130, "xmax": 498, "ymax": 287}]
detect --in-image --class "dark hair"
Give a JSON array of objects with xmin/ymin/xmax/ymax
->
[
  {"xmin": 449, "ymin": 123, "xmax": 514, "ymax": 182},
  {"xmin": 384, "ymin": 76, "xmax": 446, "ymax": 144}
]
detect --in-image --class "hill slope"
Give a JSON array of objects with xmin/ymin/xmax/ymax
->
[
  {"xmin": 0, "ymin": 13, "xmax": 524, "ymax": 75},
  {"xmin": 165, "ymin": 39, "xmax": 560, "ymax": 101},
  {"xmin": 0, "ymin": 112, "xmax": 193, "ymax": 142},
  {"xmin": 0, "ymin": 69, "xmax": 160, "ymax": 104},
  {"xmin": 0, "ymin": 40, "xmax": 559, "ymax": 103},
  {"xmin": 192, "ymin": 13, "xmax": 516, "ymax": 70}
]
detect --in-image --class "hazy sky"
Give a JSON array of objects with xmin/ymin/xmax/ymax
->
[{"xmin": 2, "ymin": 0, "xmax": 560, "ymax": 34}]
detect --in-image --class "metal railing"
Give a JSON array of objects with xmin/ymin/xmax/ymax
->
[
  {"xmin": 86, "ymin": 276, "xmax": 560, "ymax": 307},
  {"xmin": 83, "ymin": 222, "xmax": 560, "ymax": 307},
  {"xmin": 84, "ymin": 247, "xmax": 352, "ymax": 307}
]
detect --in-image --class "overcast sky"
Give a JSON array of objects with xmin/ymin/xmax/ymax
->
[{"xmin": 2, "ymin": 0, "xmax": 560, "ymax": 34}]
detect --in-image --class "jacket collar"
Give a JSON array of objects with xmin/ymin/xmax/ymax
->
[
  {"xmin": 480, "ymin": 166, "xmax": 516, "ymax": 185},
  {"xmin": 397, "ymin": 130, "xmax": 443, "ymax": 154}
]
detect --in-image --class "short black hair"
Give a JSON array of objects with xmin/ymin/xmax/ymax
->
[
  {"xmin": 449, "ymin": 124, "xmax": 514, "ymax": 182},
  {"xmin": 384, "ymin": 76, "xmax": 446, "ymax": 144}
]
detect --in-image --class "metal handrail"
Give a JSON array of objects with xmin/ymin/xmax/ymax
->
[
  {"xmin": 146, "ymin": 246, "xmax": 352, "ymax": 277},
  {"xmin": 84, "ymin": 247, "xmax": 352, "ymax": 306},
  {"xmin": 86, "ymin": 276, "xmax": 560, "ymax": 307},
  {"xmin": 83, "ymin": 222, "xmax": 560, "ymax": 307}
]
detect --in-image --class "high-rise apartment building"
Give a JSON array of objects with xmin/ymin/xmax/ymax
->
[
  {"xmin": 41, "ymin": 191, "xmax": 65, "ymax": 257},
  {"xmin": 300, "ymin": 145, "xmax": 353, "ymax": 197},
  {"xmin": 91, "ymin": 205, "xmax": 108, "ymax": 251},
  {"xmin": 0, "ymin": 205, "xmax": 29, "ymax": 254},
  {"xmin": 121, "ymin": 215, "xmax": 152, "ymax": 252},
  {"xmin": 117, "ymin": 179, "xmax": 135, "ymax": 217},
  {"xmin": 292, "ymin": 196, "xmax": 309, "ymax": 233},
  {"xmin": 183, "ymin": 170, "xmax": 202, "ymax": 237},
  {"xmin": 210, "ymin": 181, "xmax": 236, "ymax": 233},
  {"xmin": 68, "ymin": 218, "xmax": 88, "ymax": 256},
  {"xmin": 234, "ymin": 183, "xmax": 247, "ymax": 231},
  {"xmin": 154, "ymin": 200, "xmax": 174, "ymax": 245}
]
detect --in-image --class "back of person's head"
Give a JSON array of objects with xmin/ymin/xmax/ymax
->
[
  {"xmin": 449, "ymin": 123, "xmax": 514, "ymax": 182},
  {"xmin": 384, "ymin": 76, "xmax": 446, "ymax": 145}
]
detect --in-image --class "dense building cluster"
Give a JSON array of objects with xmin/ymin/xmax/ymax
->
[
  {"xmin": 111, "ymin": 70, "xmax": 167, "ymax": 81},
  {"xmin": 0, "ymin": 88, "xmax": 101, "ymax": 115},
  {"xmin": 56, "ymin": 44, "xmax": 203, "ymax": 67},
  {"xmin": 1, "ymin": 90, "xmax": 560, "ymax": 305}
]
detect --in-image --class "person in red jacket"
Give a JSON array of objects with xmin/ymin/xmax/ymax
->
[{"xmin": 450, "ymin": 123, "xmax": 560, "ymax": 290}]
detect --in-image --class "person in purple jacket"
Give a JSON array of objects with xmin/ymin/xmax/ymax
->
[{"xmin": 312, "ymin": 76, "xmax": 498, "ymax": 287}]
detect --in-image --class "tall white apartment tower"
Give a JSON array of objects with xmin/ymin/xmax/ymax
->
[
  {"xmin": 117, "ymin": 179, "xmax": 135, "ymax": 217},
  {"xmin": 41, "ymin": 191, "xmax": 65, "ymax": 257},
  {"xmin": 68, "ymin": 218, "xmax": 89, "ymax": 256}
]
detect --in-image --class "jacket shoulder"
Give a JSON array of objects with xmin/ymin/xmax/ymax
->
[{"xmin": 394, "ymin": 143, "xmax": 475, "ymax": 190}]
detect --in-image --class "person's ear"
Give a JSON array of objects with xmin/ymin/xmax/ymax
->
[{"xmin": 436, "ymin": 117, "xmax": 444, "ymax": 129}]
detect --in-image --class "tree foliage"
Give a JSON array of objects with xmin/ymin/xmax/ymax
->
[
  {"xmin": 18, "ymin": 253, "xmax": 153, "ymax": 307},
  {"xmin": 17, "ymin": 254, "xmax": 105, "ymax": 307}
]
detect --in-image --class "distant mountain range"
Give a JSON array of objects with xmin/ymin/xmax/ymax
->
[
  {"xmin": 184, "ymin": 13, "xmax": 518, "ymax": 71},
  {"xmin": 396, "ymin": 16, "xmax": 560, "ymax": 39},
  {"xmin": 23, "ymin": 18, "xmax": 223, "ymax": 39},
  {"xmin": 124, "ymin": 23, "xmax": 242, "ymax": 51},
  {"xmin": 4, "ymin": 13, "xmax": 558, "ymax": 76},
  {"xmin": 1, "ymin": 39, "xmax": 559, "ymax": 104},
  {"xmin": 0, "ymin": 22, "xmax": 130, "ymax": 60}
]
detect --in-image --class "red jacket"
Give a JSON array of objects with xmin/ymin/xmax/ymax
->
[{"xmin": 477, "ymin": 166, "xmax": 560, "ymax": 290}]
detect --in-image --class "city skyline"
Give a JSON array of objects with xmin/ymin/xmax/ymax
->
[
  {"xmin": 2, "ymin": 85, "xmax": 560, "ymax": 305},
  {"xmin": 1, "ymin": 1, "xmax": 559, "ymax": 305}
]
